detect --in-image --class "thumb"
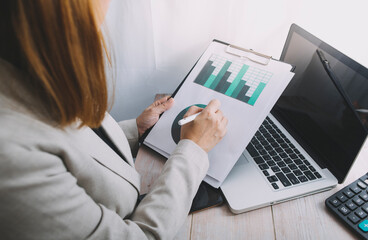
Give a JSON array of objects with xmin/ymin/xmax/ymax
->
[{"xmin": 154, "ymin": 97, "xmax": 174, "ymax": 114}]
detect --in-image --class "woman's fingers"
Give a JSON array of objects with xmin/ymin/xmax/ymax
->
[{"xmin": 184, "ymin": 106, "xmax": 203, "ymax": 118}]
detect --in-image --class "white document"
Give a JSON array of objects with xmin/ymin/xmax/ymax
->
[{"xmin": 144, "ymin": 41, "xmax": 294, "ymax": 188}]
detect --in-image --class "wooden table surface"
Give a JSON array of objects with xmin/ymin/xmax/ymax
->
[{"xmin": 135, "ymin": 139, "xmax": 368, "ymax": 240}]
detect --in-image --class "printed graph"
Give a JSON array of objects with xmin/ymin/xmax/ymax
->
[{"xmin": 194, "ymin": 54, "xmax": 273, "ymax": 105}]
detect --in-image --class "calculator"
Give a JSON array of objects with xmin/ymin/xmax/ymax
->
[{"xmin": 325, "ymin": 172, "xmax": 368, "ymax": 239}]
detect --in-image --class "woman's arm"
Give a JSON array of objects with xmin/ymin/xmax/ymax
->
[{"xmin": 0, "ymin": 138, "xmax": 207, "ymax": 240}]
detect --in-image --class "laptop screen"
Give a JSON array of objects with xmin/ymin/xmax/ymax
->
[{"xmin": 273, "ymin": 24, "xmax": 368, "ymax": 183}]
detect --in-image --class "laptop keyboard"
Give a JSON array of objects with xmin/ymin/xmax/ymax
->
[{"xmin": 246, "ymin": 116, "xmax": 323, "ymax": 190}]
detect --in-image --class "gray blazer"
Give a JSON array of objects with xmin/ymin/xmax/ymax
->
[{"xmin": 0, "ymin": 59, "xmax": 209, "ymax": 240}]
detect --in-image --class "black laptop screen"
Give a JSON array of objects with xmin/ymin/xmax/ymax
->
[{"xmin": 273, "ymin": 24, "xmax": 368, "ymax": 183}]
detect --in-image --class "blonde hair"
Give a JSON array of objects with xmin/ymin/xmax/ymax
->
[{"xmin": 0, "ymin": 0, "xmax": 110, "ymax": 128}]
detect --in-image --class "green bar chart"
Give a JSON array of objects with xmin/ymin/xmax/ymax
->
[{"xmin": 194, "ymin": 54, "xmax": 273, "ymax": 106}]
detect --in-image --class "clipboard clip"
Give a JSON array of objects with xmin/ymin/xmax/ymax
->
[{"xmin": 225, "ymin": 44, "xmax": 272, "ymax": 66}]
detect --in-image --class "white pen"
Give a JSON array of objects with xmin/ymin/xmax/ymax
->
[{"xmin": 178, "ymin": 112, "xmax": 201, "ymax": 126}]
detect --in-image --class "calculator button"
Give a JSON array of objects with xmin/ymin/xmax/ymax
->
[
  {"xmin": 343, "ymin": 189, "xmax": 355, "ymax": 198},
  {"xmin": 355, "ymin": 209, "xmax": 368, "ymax": 219},
  {"xmin": 348, "ymin": 214, "xmax": 360, "ymax": 224},
  {"xmin": 351, "ymin": 186, "xmax": 362, "ymax": 194},
  {"xmin": 360, "ymin": 192, "xmax": 368, "ymax": 201},
  {"xmin": 336, "ymin": 194, "xmax": 348, "ymax": 203},
  {"xmin": 353, "ymin": 196, "xmax": 365, "ymax": 206},
  {"xmin": 338, "ymin": 205, "xmax": 350, "ymax": 216},
  {"xmin": 346, "ymin": 201, "xmax": 358, "ymax": 211},
  {"xmin": 329, "ymin": 198, "xmax": 341, "ymax": 207},
  {"xmin": 362, "ymin": 203, "xmax": 368, "ymax": 213},
  {"xmin": 359, "ymin": 219, "xmax": 368, "ymax": 232},
  {"xmin": 358, "ymin": 181, "xmax": 367, "ymax": 189}
]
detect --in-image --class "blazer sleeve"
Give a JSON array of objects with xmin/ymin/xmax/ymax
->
[
  {"xmin": 0, "ymin": 139, "xmax": 208, "ymax": 240},
  {"xmin": 117, "ymin": 119, "xmax": 140, "ymax": 157}
]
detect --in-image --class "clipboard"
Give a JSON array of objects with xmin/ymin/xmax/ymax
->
[
  {"xmin": 140, "ymin": 39, "xmax": 295, "ymax": 188},
  {"xmin": 139, "ymin": 39, "xmax": 294, "ymax": 144}
]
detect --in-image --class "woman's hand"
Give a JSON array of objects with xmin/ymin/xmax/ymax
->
[
  {"xmin": 180, "ymin": 99, "xmax": 228, "ymax": 153},
  {"xmin": 136, "ymin": 96, "xmax": 174, "ymax": 137}
]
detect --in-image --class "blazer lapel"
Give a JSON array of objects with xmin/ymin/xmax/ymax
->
[
  {"xmin": 73, "ymin": 124, "xmax": 141, "ymax": 192},
  {"xmin": 100, "ymin": 113, "xmax": 135, "ymax": 167}
]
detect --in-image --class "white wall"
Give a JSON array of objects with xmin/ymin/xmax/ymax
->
[{"xmin": 105, "ymin": 0, "xmax": 368, "ymax": 121}]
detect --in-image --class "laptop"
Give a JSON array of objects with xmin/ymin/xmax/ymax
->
[{"xmin": 221, "ymin": 24, "xmax": 368, "ymax": 214}]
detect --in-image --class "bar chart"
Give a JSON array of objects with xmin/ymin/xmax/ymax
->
[{"xmin": 194, "ymin": 54, "xmax": 273, "ymax": 105}]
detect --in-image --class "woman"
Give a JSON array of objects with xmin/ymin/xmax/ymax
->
[{"xmin": 0, "ymin": 1, "xmax": 228, "ymax": 239}]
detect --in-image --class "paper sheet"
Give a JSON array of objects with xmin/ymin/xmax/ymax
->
[{"xmin": 144, "ymin": 41, "xmax": 294, "ymax": 188}]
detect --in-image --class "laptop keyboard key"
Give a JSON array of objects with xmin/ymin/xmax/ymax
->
[
  {"xmin": 271, "ymin": 166, "xmax": 281, "ymax": 172},
  {"xmin": 266, "ymin": 161, "xmax": 276, "ymax": 167},
  {"xmin": 267, "ymin": 175, "xmax": 278, "ymax": 182},
  {"xmin": 286, "ymin": 173, "xmax": 300, "ymax": 185},
  {"xmin": 304, "ymin": 170, "xmax": 316, "ymax": 180},
  {"xmin": 276, "ymin": 172, "xmax": 292, "ymax": 187},
  {"xmin": 259, "ymin": 163, "xmax": 269, "ymax": 170},
  {"xmin": 277, "ymin": 161, "xmax": 286, "ymax": 168},
  {"xmin": 254, "ymin": 157, "xmax": 264, "ymax": 164},
  {"xmin": 289, "ymin": 164, "xmax": 298, "ymax": 170},
  {"xmin": 272, "ymin": 183, "xmax": 279, "ymax": 190},
  {"xmin": 285, "ymin": 148, "xmax": 294, "ymax": 154},
  {"xmin": 263, "ymin": 170, "xmax": 270, "ymax": 176},
  {"xmin": 259, "ymin": 149, "xmax": 267, "ymax": 155},
  {"xmin": 294, "ymin": 159, "xmax": 303, "ymax": 165},
  {"xmin": 281, "ymin": 167, "xmax": 291, "ymax": 173},
  {"xmin": 294, "ymin": 170, "xmax": 303, "ymax": 176},
  {"xmin": 313, "ymin": 172, "xmax": 322, "ymax": 178},
  {"xmin": 265, "ymin": 145, "xmax": 273, "ymax": 151},
  {"xmin": 269, "ymin": 150, "xmax": 278, "ymax": 156},
  {"xmin": 247, "ymin": 145, "xmax": 259, "ymax": 157},
  {"xmin": 284, "ymin": 158, "xmax": 292, "ymax": 164},
  {"xmin": 298, "ymin": 176, "xmax": 308, "ymax": 182},
  {"xmin": 275, "ymin": 147, "xmax": 284, "ymax": 153},
  {"xmin": 290, "ymin": 153, "xmax": 298, "ymax": 159},
  {"xmin": 300, "ymin": 165, "xmax": 308, "ymax": 171}
]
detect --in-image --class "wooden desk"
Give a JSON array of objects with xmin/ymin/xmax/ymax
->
[{"xmin": 135, "ymin": 139, "xmax": 368, "ymax": 240}]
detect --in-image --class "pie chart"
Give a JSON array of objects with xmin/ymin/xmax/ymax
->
[{"xmin": 171, "ymin": 104, "xmax": 206, "ymax": 144}]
